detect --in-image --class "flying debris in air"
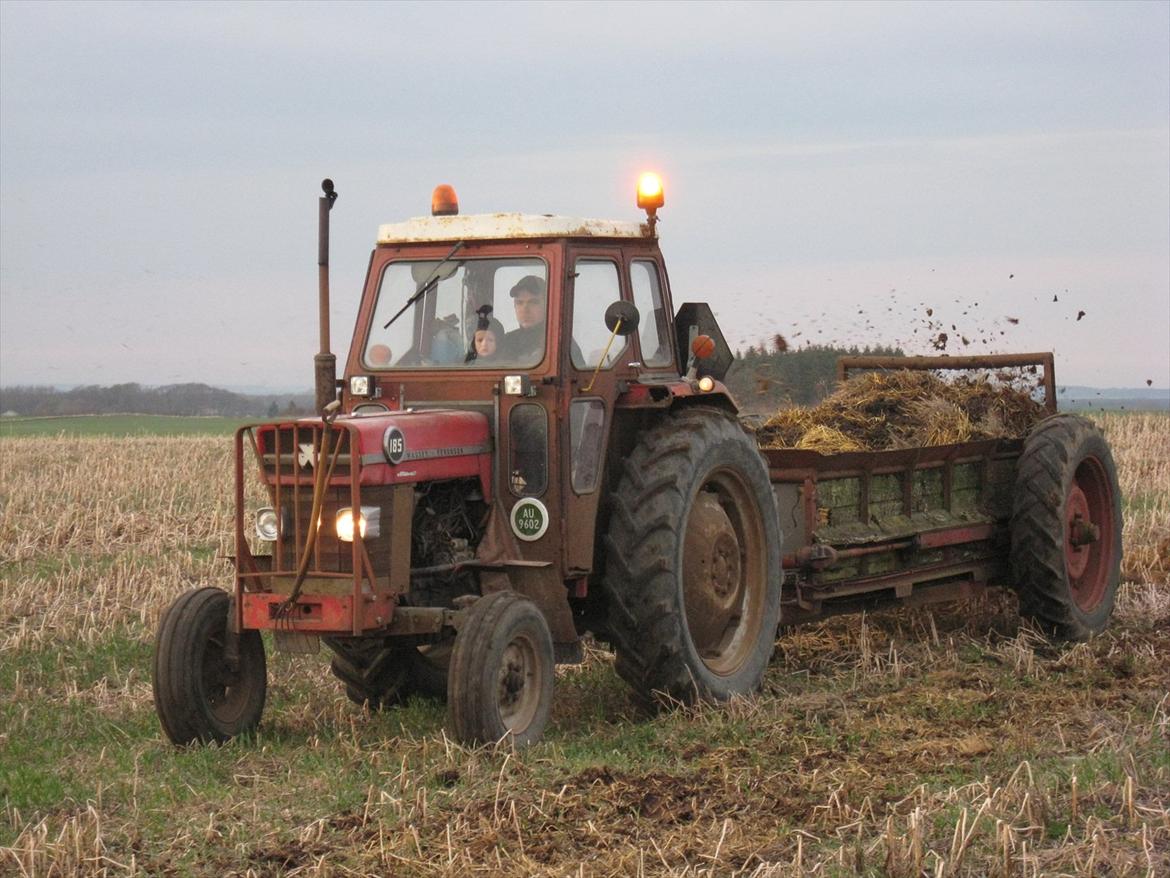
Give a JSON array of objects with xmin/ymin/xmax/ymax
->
[
  {"xmin": 1077, "ymin": 311, "xmax": 1086, "ymax": 321},
  {"xmin": 1053, "ymin": 294, "xmax": 1059, "ymax": 302},
  {"xmin": 1009, "ymin": 274, "xmax": 1014, "ymax": 279},
  {"xmin": 1147, "ymin": 379, "xmax": 1154, "ymax": 387},
  {"xmin": 1006, "ymin": 317, "xmax": 1019, "ymax": 325}
]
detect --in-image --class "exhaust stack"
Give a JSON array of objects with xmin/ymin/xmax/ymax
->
[{"xmin": 315, "ymin": 178, "xmax": 339, "ymax": 413}]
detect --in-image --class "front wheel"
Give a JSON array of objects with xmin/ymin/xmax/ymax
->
[
  {"xmin": 603, "ymin": 407, "xmax": 782, "ymax": 705},
  {"xmin": 1010, "ymin": 414, "xmax": 1122, "ymax": 640},
  {"xmin": 447, "ymin": 592, "xmax": 554, "ymax": 747},
  {"xmin": 153, "ymin": 587, "xmax": 267, "ymax": 745}
]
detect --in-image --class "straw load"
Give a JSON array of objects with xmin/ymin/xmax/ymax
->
[{"xmin": 754, "ymin": 370, "xmax": 1046, "ymax": 453}]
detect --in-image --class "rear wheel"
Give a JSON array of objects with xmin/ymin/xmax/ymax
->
[
  {"xmin": 324, "ymin": 636, "xmax": 452, "ymax": 707},
  {"xmin": 409, "ymin": 639, "xmax": 453, "ymax": 700},
  {"xmin": 1010, "ymin": 414, "xmax": 1122, "ymax": 640},
  {"xmin": 448, "ymin": 592, "xmax": 554, "ymax": 747},
  {"xmin": 603, "ymin": 407, "xmax": 782, "ymax": 704},
  {"xmin": 324, "ymin": 637, "xmax": 412, "ymax": 710},
  {"xmin": 153, "ymin": 587, "xmax": 267, "ymax": 745}
]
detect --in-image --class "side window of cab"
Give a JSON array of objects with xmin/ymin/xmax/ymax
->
[
  {"xmin": 570, "ymin": 259, "xmax": 626, "ymax": 370},
  {"xmin": 630, "ymin": 260, "xmax": 673, "ymax": 368}
]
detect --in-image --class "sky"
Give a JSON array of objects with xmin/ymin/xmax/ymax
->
[{"xmin": 1, "ymin": 0, "xmax": 1167, "ymax": 392}]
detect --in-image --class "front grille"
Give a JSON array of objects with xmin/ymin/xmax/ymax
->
[
  {"xmin": 239, "ymin": 422, "xmax": 408, "ymax": 588},
  {"xmin": 258, "ymin": 423, "xmax": 353, "ymax": 484}
]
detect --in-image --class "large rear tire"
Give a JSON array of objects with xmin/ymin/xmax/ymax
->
[
  {"xmin": 1010, "ymin": 414, "xmax": 1122, "ymax": 641},
  {"xmin": 153, "ymin": 587, "xmax": 267, "ymax": 745},
  {"xmin": 603, "ymin": 407, "xmax": 782, "ymax": 704},
  {"xmin": 448, "ymin": 592, "xmax": 554, "ymax": 747},
  {"xmin": 323, "ymin": 637, "xmax": 412, "ymax": 710},
  {"xmin": 409, "ymin": 639, "xmax": 453, "ymax": 700},
  {"xmin": 323, "ymin": 636, "xmax": 451, "ymax": 707}
]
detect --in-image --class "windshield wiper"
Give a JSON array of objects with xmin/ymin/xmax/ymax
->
[{"xmin": 382, "ymin": 240, "xmax": 465, "ymax": 329}]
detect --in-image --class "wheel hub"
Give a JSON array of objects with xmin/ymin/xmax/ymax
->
[
  {"xmin": 684, "ymin": 492, "xmax": 745, "ymax": 656},
  {"xmin": 496, "ymin": 638, "xmax": 540, "ymax": 732},
  {"xmin": 500, "ymin": 649, "xmax": 526, "ymax": 708},
  {"xmin": 1064, "ymin": 457, "xmax": 1114, "ymax": 613},
  {"xmin": 200, "ymin": 633, "xmax": 253, "ymax": 723},
  {"xmin": 1065, "ymin": 484, "xmax": 1093, "ymax": 580}
]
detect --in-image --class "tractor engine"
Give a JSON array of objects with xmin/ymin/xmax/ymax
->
[
  {"xmin": 232, "ymin": 409, "xmax": 493, "ymax": 636},
  {"xmin": 407, "ymin": 478, "xmax": 486, "ymax": 610}
]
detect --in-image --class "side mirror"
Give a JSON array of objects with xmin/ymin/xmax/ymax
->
[{"xmin": 603, "ymin": 301, "xmax": 640, "ymax": 336}]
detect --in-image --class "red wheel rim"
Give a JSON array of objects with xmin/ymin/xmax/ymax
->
[{"xmin": 1065, "ymin": 456, "xmax": 1114, "ymax": 612}]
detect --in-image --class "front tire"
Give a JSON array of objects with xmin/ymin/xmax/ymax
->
[
  {"xmin": 153, "ymin": 587, "xmax": 267, "ymax": 745},
  {"xmin": 603, "ymin": 407, "xmax": 782, "ymax": 704},
  {"xmin": 1010, "ymin": 414, "xmax": 1122, "ymax": 640},
  {"xmin": 448, "ymin": 592, "xmax": 554, "ymax": 747}
]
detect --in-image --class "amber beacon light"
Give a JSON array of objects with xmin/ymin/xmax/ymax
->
[
  {"xmin": 636, "ymin": 172, "xmax": 664, "ymax": 211},
  {"xmin": 431, "ymin": 184, "xmax": 459, "ymax": 216}
]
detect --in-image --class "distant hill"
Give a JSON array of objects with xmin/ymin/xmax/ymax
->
[
  {"xmin": 0, "ymin": 383, "xmax": 314, "ymax": 418},
  {"xmin": 1059, "ymin": 386, "xmax": 1169, "ymax": 412},
  {"xmin": 1, "ymin": 375, "xmax": 1164, "ymax": 418}
]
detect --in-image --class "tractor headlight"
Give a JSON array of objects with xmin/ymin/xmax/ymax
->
[
  {"xmin": 255, "ymin": 507, "xmax": 280, "ymax": 541},
  {"xmin": 349, "ymin": 375, "xmax": 377, "ymax": 397},
  {"xmin": 255, "ymin": 506, "xmax": 292, "ymax": 541},
  {"xmin": 335, "ymin": 506, "xmax": 381, "ymax": 542},
  {"xmin": 503, "ymin": 374, "xmax": 535, "ymax": 397}
]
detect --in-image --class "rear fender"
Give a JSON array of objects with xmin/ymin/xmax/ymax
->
[{"xmin": 617, "ymin": 379, "xmax": 738, "ymax": 414}]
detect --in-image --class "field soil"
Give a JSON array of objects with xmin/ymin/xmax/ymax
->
[{"xmin": 1, "ymin": 413, "xmax": 1167, "ymax": 876}]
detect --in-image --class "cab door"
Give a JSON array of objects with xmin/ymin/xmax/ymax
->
[{"xmin": 559, "ymin": 246, "xmax": 637, "ymax": 574}]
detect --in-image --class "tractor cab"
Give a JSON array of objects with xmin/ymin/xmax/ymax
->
[{"xmin": 329, "ymin": 179, "xmax": 735, "ymax": 645}]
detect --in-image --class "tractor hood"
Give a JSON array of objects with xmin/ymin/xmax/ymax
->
[{"xmin": 335, "ymin": 409, "xmax": 492, "ymax": 497}]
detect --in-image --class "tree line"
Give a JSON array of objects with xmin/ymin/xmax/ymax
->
[
  {"xmin": 0, "ymin": 383, "xmax": 313, "ymax": 418},
  {"xmin": 723, "ymin": 341, "xmax": 904, "ymax": 412},
  {"xmin": 2, "ymin": 344, "xmax": 902, "ymax": 418}
]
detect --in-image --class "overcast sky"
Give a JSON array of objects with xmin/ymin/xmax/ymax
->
[{"xmin": 1, "ymin": 0, "xmax": 1167, "ymax": 391}]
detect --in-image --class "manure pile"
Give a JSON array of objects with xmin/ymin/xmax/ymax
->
[{"xmin": 755, "ymin": 370, "xmax": 1046, "ymax": 453}]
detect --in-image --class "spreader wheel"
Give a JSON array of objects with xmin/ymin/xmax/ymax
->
[
  {"xmin": 448, "ymin": 592, "xmax": 554, "ymax": 747},
  {"xmin": 153, "ymin": 587, "xmax": 267, "ymax": 745},
  {"xmin": 1010, "ymin": 414, "xmax": 1123, "ymax": 641}
]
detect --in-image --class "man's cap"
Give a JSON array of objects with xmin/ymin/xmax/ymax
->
[{"xmin": 510, "ymin": 275, "xmax": 547, "ymax": 298}]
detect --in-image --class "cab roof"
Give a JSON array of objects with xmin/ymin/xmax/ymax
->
[{"xmin": 377, "ymin": 213, "xmax": 653, "ymax": 245}]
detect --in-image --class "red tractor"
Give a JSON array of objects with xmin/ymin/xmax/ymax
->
[{"xmin": 153, "ymin": 176, "xmax": 1122, "ymax": 747}]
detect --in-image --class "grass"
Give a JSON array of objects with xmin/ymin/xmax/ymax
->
[
  {"xmin": 0, "ymin": 414, "xmax": 249, "ymax": 437},
  {"xmin": 0, "ymin": 413, "xmax": 1167, "ymax": 875}
]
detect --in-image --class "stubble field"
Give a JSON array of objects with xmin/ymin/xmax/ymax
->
[{"xmin": 1, "ymin": 413, "xmax": 1167, "ymax": 877}]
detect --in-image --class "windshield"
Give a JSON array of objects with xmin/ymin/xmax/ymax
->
[{"xmin": 363, "ymin": 258, "xmax": 548, "ymax": 370}]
